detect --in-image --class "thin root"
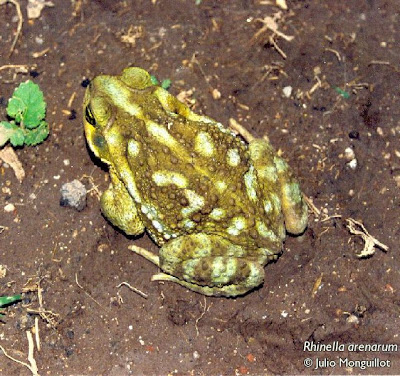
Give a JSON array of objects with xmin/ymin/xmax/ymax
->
[
  {"xmin": 0, "ymin": 0, "xmax": 23, "ymax": 56},
  {"xmin": 0, "ymin": 330, "xmax": 39, "ymax": 376},
  {"xmin": 117, "ymin": 282, "xmax": 148, "ymax": 299}
]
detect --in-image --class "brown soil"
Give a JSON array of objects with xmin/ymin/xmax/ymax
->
[{"xmin": 1, "ymin": 1, "xmax": 400, "ymax": 375}]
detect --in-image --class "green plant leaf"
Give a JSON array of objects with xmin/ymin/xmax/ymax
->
[
  {"xmin": 7, "ymin": 80, "xmax": 46, "ymax": 129},
  {"xmin": 161, "ymin": 79, "xmax": 172, "ymax": 90},
  {"xmin": 10, "ymin": 127, "xmax": 25, "ymax": 146},
  {"xmin": 0, "ymin": 294, "xmax": 22, "ymax": 307},
  {"xmin": 333, "ymin": 86, "xmax": 350, "ymax": 99},
  {"xmin": 24, "ymin": 121, "xmax": 49, "ymax": 145},
  {"xmin": 150, "ymin": 75, "xmax": 159, "ymax": 86}
]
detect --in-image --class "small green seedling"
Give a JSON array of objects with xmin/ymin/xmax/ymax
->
[
  {"xmin": 334, "ymin": 86, "xmax": 350, "ymax": 99},
  {"xmin": 150, "ymin": 74, "xmax": 172, "ymax": 90},
  {"xmin": 0, "ymin": 80, "xmax": 49, "ymax": 148},
  {"xmin": 0, "ymin": 294, "xmax": 22, "ymax": 316}
]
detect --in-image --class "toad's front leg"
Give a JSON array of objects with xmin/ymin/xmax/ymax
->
[{"xmin": 101, "ymin": 168, "xmax": 145, "ymax": 236}]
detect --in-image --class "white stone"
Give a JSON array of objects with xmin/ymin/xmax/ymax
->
[
  {"xmin": 282, "ymin": 86, "xmax": 293, "ymax": 98},
  {"xmin": 4, "ymin": 203, "xmax": 15, "ymax": 212}
]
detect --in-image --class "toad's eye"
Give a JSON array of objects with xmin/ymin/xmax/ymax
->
[{"xmin": 85, "ymin": 105, "xmax": 96, "ymax": 126}]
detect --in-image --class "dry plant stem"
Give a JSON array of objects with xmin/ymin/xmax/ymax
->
[
  {"xmin": 320, "ymin": 214, "xmax": 342, "ymax": 222},
  {"xmin": 23, "ymin": 277, "xmax": 60, "ymax": 327},
  {"xmin": 269, "ymin": 36, "xmax": 287, "ymax": 59},
  {"xmin": 27, "ymin": 331, "xmax": 39, "ymax": 376},
  {"xmin": 324, "ymin": 48, "xmax": 342, "ymax": 62},
  {"xmin": 0, "ymin": 0, "xmax": 23, "ymax": 56},
  {"xmin": 302, "ymin": 194, "xmax": 321, "ymax": 217},
  {"xmin": 34, "ymin": 317, "xmax": 41, "ymax": 352}
]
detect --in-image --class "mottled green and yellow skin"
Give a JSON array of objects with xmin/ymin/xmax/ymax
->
[{"xmin": 83, "ymin": 67, "xmax": 308, "ymax": 297}]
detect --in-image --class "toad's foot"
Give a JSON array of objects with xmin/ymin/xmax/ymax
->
[
  {"xmin": 150, "ymin": 272, "xmax": 253, "ymax": 297},
  {"xmin": 129, "ymin": 244, "xmax": 240, "ymax": 296},
  {"xmin": 129, "ymin": 245, "xmax": 160, "ymax": 266}
]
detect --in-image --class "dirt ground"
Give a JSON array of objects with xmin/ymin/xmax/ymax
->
[{"xmin": 1, "ymin": 0, "xmax": 400, "ymax": 375}]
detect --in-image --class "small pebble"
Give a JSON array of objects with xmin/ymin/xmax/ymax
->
[
  {"xmin": 282, "ymin": 86, "xmax": 293, "ymax": 98},
  {"xmin": 4, "ymin": 203, "xmax": 15, "ymax": 212},
  {"xmin": 35, "ymin": 36, "xmax": 44, "ymax": 45},
  {"xmin": 212, "ymin": 88, "xmax": 221, "ymax": 100},
  {"xmin": 60, "ymin": 180, "xmax": 87, "ymax": 211},
  {"xmin": 346, "ymin": 315, "xmax": 359, "ymax": 324},
  {"xmin": 344, "ymin": 147, "xmax": 355, "ymax": 161},
  {"xmin": 348, "ymin": 130, "xmax": 360, "ymax": 139},
  {"xmin": 347, "ymin": 158, "xmax": 358, "ymax": 170}
]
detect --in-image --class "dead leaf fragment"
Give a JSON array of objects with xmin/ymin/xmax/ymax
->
[
  {"xmin": 27, "ymin": 0, "xmax": 54, "ymax": 19},
  {"xmin": 120, "ymin": 25, "xmax": 143, "ymax": 46},
  {"xmin": 0, "ymin": 145, "xmax": 25, "ymax": 182},
  {"xmin": 311, "ymin": 273, "xmax": 323, "ymax": 297},
  {"xmin": 276, "ymin": 0, "xmax": 287, "ymax": 10},
  {"xmin": 0, "ymin": 264, "xmax": 6, "ymax": 278}
]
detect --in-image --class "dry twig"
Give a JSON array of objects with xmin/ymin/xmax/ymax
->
[
  {"xmin": 80, "ymin": 174, "xmax": 101, "ymax": 200},
  {"xmin": 0, "ymin": 64, "xmax": 30, "ymax": 73},
  {"xmin": 251, "ymin": 11, "xmax": 294, "ymax": 59},
  {"xmin": 302, "ymin": 194, "xmax": 321, "ymax": 217},
  {"xmin": 346, "ymin": 218, "xmax": 389, "ymax": 258}
]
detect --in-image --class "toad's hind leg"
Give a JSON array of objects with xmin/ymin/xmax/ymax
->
[
  {"xmin": 229, "ymin": 120, "xmax": 307, "ymax": 234},
  {"xmin": 130, "ymin": 234, "xmax": 268, "ymax": 297},
  {"xmin": 273, "ymin": 154, "xmax": 308, "ymax": 234}
]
